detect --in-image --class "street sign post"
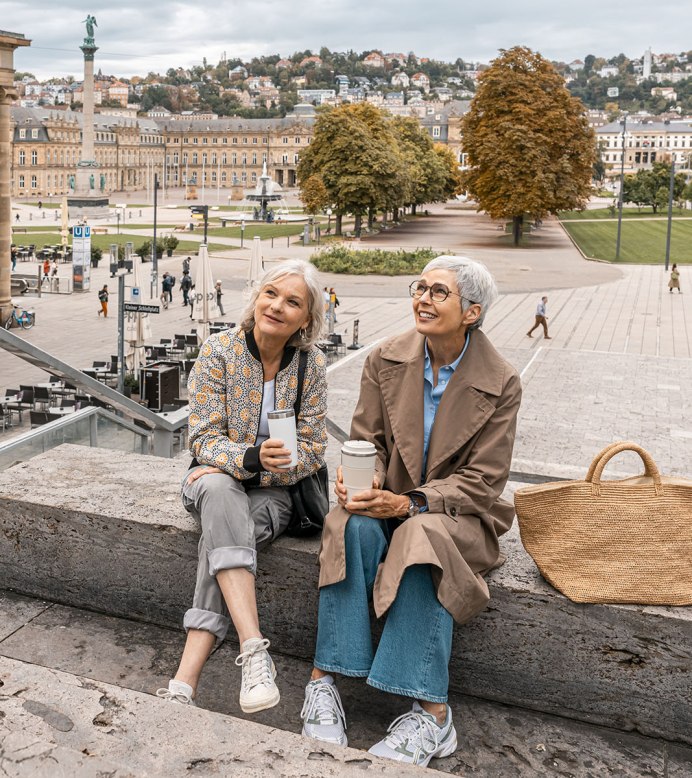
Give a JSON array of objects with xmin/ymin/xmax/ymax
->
[{"xmin": 123, "ymin": 303, "xmax": 160, "ymax": 314}]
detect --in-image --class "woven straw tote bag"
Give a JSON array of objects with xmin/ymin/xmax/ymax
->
[{"xmin": 514, "ymin": 442, "xmax": 692, "ymax": 605}]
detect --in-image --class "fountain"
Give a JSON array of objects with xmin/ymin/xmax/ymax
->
[{"xmin": 244, "ymin": 162, "xmax": 285, "ymax": 222}]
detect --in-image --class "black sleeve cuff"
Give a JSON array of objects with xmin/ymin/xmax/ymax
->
[{"xmin": 243, "ymin": 446, "xmax": 262, "ymax": 473}]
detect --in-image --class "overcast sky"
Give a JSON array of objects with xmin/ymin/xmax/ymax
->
[{"xmin": 3, "ymin": 0, "xmax": 689, "ymax": 80}]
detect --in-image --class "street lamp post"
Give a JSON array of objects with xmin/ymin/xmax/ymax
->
[
  {"xmin": 240, "ymin": 219, "xmax": 245, "ymax": 248},
  {"xmin": 615, "ymin": 114, "xmax": 628, "ymax": 261},
  {"xmin": 326, "ymin": 207, "xmax": 332, "ymax": 233},
  {"xmin": 664, "ymin": 156, "xmax": 676, "ymax": 272}
]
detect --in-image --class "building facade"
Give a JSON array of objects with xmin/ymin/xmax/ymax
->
[{"xmin": 595, "ymin": 120, "xmax": 692, "ymax": 176}]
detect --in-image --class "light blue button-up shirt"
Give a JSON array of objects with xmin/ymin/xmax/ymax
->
[{"xmin": 422, "ymin": 332, "xmax": 470, "ymax": 481}]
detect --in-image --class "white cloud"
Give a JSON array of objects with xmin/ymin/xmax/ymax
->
[{"xmin": 4, "ymin": 0, "xmax": 689, "ymax": 79}]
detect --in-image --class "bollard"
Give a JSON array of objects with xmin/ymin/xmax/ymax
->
[
  {"xmin": 271, "ymin": 237, "xmax": 274, "ymax": 248},
  {"xmin": 287, "ymin": 236, "xmax": 290, "ymax": 248},
  {"xmin": 347, "ymin": 319, "xmax": 363, "ymax": 350},
  {"xmin": 42, "ymin": 211, "xmax": 46, "ymax": 219}
]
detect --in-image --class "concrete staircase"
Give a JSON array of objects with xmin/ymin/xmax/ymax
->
[{"xmin": 0, "ymin": 444, "xmax": 691, "ymax": 775}]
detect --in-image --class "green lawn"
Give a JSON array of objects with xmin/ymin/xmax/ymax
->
[
  {"xmin": 559, "ymin": 207, "xmax": 692, "ymax": 220},
  {"xmin": 202, "ymin": 223, "xmax": 305, "ymax": 240},
  {"xmin": 13, "ymin": 232, "xmax": 230, "ymax": 255},
  {"xmin": 562, "ymin": 220, "xmax": 692, "ymax": 263}
]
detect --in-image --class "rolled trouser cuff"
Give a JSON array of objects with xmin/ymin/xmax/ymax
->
[
  {"xmin": 208, "ymin": 546, "xmax": 257, "ymax": 576},
  {"xmin": 183, "ymin": 608, "xmax": 231, "ymax": 642}
]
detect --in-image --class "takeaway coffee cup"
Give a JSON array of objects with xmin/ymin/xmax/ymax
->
[
  {"xmin": 341, "ymin": 440, "xmax": 377, "ymax": 501},
  {"xmin": 267, "ymin": 409, "xmax": 298, "ymax": 468}
]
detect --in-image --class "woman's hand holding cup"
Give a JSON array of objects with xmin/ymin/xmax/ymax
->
[{"xmin": 260, "ymin": 438, "xmax": 293, "ymax": 472}]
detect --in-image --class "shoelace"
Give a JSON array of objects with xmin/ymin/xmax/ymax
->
[
  {"xmin": 156, "ymin": 688, "xmax": 192, "ymax": 704},
  {"xmin": 300, "ymin": 682, "xmax": 347, "ymax": 728},
  {"xmin": 384, "ymin": 711, "xmax": 440, "ymax": 755},
  {"xmin": 235, "ymin": 638, "xmax": 273, "ymax": 689}
]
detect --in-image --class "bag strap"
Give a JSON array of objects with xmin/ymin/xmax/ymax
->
[
  {"xmin": 588, "ymin": 441, "xmax": 662, "ymax": 497},
  {"xmin": 293, "ymin": 349, "xmax": 308, "ymax": 418}
]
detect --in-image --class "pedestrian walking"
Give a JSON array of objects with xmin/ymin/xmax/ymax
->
[
  {"xmin": 527, "ymin": 296, "xmax": 551, "ymax": 339},
  {"xmin": 97, "ymin": 285, "xmax": 109, "ymax": 318},
  {"xmin": 42, "ymin": 258, "xmax": 50, "ymax": 281},
  {"xmin": 11, "ymin": 245, "xmax": 17, "ymax": 272},
  {"xmin": 329, "ymin": 287, "xmax": 340, "ymax": 323},
  {"xmin": 50, "ymin": 259, "xmax": 58, "ymax": 278},
  {"xmin": 161, "ymin": 272, "xmax": 175, "ymax": 307},
  {"xmin": 189, "ymin": 282, "xmax": 196, "ymax": 319},
  {"xmin": 180, "ymin": 270, "xmax": 193, "ymax": 306},
  {"xmin": 182, "ymin": 256, "xmax": 191, "ymax": 274},
  {"xmin": 669, "ymin": 264, "xmax": 682, "ymax": 294},
  {"xmin": 215, "ymin": 280, "xmax": 225, "ymax": 316}
]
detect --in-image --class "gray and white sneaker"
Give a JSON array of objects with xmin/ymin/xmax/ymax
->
[
  {"xmin": 156, "ymin": 679, "xmax": 196, "ymax": 706},
  {"xmin": 300, "ymin": 675, "xmax": 348, "ymax": 747},
  {"xmin": 235, "ymin": 637, "xmax": 280, "ymax": 713},
  {"xmin": 368, "ymin": 702, "xmax": 457, "ymax": 766}
]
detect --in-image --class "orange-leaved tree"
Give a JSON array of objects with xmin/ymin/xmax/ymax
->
[{"xmin": 461, "ymin": 46, "xmax": 596, "ymax": 244}]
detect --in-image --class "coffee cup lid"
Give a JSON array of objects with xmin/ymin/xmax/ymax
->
[
  {"xmin": 342, "ymin": 440, "xmax": 377, "ymax": 456},
  {"xmin": 268, "ymin": 409, "xmax": 295, "ymax": 419}
]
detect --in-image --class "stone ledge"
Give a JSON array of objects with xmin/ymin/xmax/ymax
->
[
  {"xmin": 0, "ymin": 656, "xmax": 421, "ymax": 777},
  {"xmin": 0, "ymin": 444, "xmax": 689, "ymax": 746}
]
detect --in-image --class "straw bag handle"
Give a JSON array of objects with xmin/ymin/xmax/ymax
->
[{"xmin": 587, "ymin": 441, "xmax": 663, "ymax": 496}]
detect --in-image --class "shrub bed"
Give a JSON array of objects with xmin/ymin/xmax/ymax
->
[{"xmin": 311, "ymin": 245, "xmax": 437, "ymax": 275}]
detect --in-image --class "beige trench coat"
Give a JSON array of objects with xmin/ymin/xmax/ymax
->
[{"xmin": 318, "ymin": 328, "xmax": 522, "ymax": 624}]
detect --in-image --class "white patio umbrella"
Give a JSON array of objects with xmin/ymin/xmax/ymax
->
[
  {"xmin": 194, "ymin": 243, "xmax": 220, "ymax": 344},
  {"xmin": 125, "ymin": 256, "xmax": 153, "ymax": 375},
  {"xmin": 243, "ymin": 235, "xmax": 264, "ymax": 301}
]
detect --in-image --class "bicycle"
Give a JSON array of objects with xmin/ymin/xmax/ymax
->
[{"xmin": 3, "ymin": 305, "xmax": 35, "ymax": 330}]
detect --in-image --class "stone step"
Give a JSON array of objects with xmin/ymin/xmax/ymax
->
[
  {"xmin": 0, "ymin": 654, "xmax": 422, "ymax": 777},
  {"xmin": 0, "ymin": 444, "xmax": 690, "ymax": 747},
  {"xmin": 1, "ymin": 592, "xmax": 690, "ymax": 777}
]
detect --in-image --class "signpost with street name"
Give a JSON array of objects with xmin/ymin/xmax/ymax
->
[
  {"xmin": 123, "ymin": 303, "xmax": 160, "ymax": 314},
  {"xmin": 72, "ymin": 224, "xmax": 92, "ymax": 291}
]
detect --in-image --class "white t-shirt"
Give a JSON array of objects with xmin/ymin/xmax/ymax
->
[{"xmin": 254, "ymin": 379, "xmax": 276, "ymax": 446}]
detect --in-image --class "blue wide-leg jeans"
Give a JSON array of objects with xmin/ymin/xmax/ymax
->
[{"xmin": 314, "ymin": 514, "xmax": 453, "ymax": 703}]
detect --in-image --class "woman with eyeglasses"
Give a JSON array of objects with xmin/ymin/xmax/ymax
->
[{"xmin": 300, "ymin": 256, "xmax": 522, "ymax": 767}]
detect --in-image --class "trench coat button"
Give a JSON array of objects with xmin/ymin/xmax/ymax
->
[
  {"xmin": 450, "ymin": 454, "xmax": 460, "ymax": 464},
  {"xmin": 450, "ymin": 507, "xmax": 457, "ymax": 516},
  {"xmin": 390, "ymin": 435, "xmax": 395, "ymax": 442}
]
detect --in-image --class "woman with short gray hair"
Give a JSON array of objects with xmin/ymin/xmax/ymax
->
[
  {"xmin": 301, "ymin": 255, "xmax": 520, "ymax": 767},
  {"xmin": 158, "ymin": 259, "xmax": 328, "ymax": 713}
]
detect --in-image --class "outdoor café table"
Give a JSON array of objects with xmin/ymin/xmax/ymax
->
[{"xmin": 48, "ymin": 407, "xmax": 76, "ymax": 416}]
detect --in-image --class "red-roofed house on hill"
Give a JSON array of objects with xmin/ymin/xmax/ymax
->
[{"xmin": 362, "ymin": 51, "xmax": 385, "ymax": 68}]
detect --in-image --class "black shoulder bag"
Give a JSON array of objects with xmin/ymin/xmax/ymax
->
[{"xmin": 286, "ymin": 350, "xmax": 330, "ymax": 537}]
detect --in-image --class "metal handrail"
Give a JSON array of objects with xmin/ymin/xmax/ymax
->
[
  {"xmin": 0, "ymin": 326, "xmax": 188, "ymax": 457},
  {"xmin": 0, "ymin": 406, "xmax": 154, "ymax": 470}
]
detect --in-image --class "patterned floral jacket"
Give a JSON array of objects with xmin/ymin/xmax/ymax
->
[{"xmin": 188, "ymin": 327, "xmax": 328, "ymax": 487}]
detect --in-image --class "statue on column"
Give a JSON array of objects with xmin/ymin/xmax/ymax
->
[
  {"xmin": 89, "ymin": 174, "xmax": 95, "ymax": 190},
  {"xmin": 69, "ymin": 175, "xmax": 75, "ymax": 191},
  {"xmin": 100, "ymin": 173, "xmax": 106, "ymax": 192},
  {"xmin": 82, "ymin": 15, "xmax": 97, "ymax": 41}
]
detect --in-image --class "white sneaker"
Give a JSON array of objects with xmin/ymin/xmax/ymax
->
[
  {"xmin": 300, "ymin": 675, "xmax": 348, "ymax": 747},
  {"xmin": 156, "ymin": 679, "xmax": 196, "ymax": 706},
  {"xmin": 368, "ymin": 702, "xmax": 457, "ymax": 766},
  {"xmin": 235, "ymin": 637, "xmax": 280, "ymax": 713}
]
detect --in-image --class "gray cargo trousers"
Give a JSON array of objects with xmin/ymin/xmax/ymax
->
[{"xmin": 181, "ymin": 466, "xmax": 293, "ymax": 642}]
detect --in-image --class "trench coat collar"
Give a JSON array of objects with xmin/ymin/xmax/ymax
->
[{"xmin": 378, "ymin": 328, "xmax": 507, "ymax": 485}]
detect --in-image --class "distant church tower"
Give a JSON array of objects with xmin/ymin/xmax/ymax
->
[{"xmin": 643, "ymin": 47, "xmax": 652, "ymax": 80}]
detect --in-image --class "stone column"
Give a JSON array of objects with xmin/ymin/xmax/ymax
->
[
  {"xmin": 0, "ymin": 31, "xmax": 31, "ymax": 324},
  {"xmin": 74, "ymin": 42, "xmax": 98, "ymax": 195}
]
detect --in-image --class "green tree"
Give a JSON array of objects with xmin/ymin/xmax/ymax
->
[
  {"xmin": 297, "ymin": 104, "xmax": 404, "ymax": 236},
  {"xmin": 622, "ymin": 162, "xmax": 686, "ymax": 213},
  {"xmin": 460, "ymin": 46, "xmax": 596, "ymax": 244}
]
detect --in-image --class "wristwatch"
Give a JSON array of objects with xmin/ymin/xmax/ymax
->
[{"xmin": 406, "ymin": 495, "xmax": 421, "ymax": 518}]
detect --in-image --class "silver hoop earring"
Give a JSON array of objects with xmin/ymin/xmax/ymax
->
[{"xmin": 300, "ymin": 327, "xmax": 308, "ymax": 342}]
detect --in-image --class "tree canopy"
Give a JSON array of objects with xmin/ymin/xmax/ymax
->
[
  {"xmin": 622, "ymin": 161, "xmax": 687, "ymax": 213},
  {"xmin": 297, "ymin": 105, "xmax": 461, "ymax": 234},
  {"xmin": 460, "ymin": 46, "xmax": 597, "ymax": 243}
]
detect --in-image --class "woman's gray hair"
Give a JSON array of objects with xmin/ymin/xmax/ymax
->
[
  {"xmin": 422, "ymin": 255, "xmax": 498, "ymax": 329},
  {"xmin": 240, "ymin": 258, "xmax": 326, "ymax": 349}
]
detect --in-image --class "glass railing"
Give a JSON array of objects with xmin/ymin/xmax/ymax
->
[{"xmin": 0, "ymin": 407, "xmax": 153, "ymax": 472}]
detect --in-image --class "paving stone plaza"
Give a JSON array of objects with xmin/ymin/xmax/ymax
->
[{"xmin": 1, "ymin": 198, "xmax": 691, "ymax": 775}]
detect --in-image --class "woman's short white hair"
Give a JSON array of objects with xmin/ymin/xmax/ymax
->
[
  {"xmin": 422, "ymin": 255, "xmax": 498, "ymax": 330},
  {"xmin": 240, "ymin": 258, "xmax": 326, "ymax": 349}
]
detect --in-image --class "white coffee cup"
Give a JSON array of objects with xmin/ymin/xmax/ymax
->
[
  {"xmin": 267, "ymin": 409, "xmax": 298, "ymax": 468},
  {"xmin": 341, "ymin": 440, "xmax": 377, "ymax": 501}
]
